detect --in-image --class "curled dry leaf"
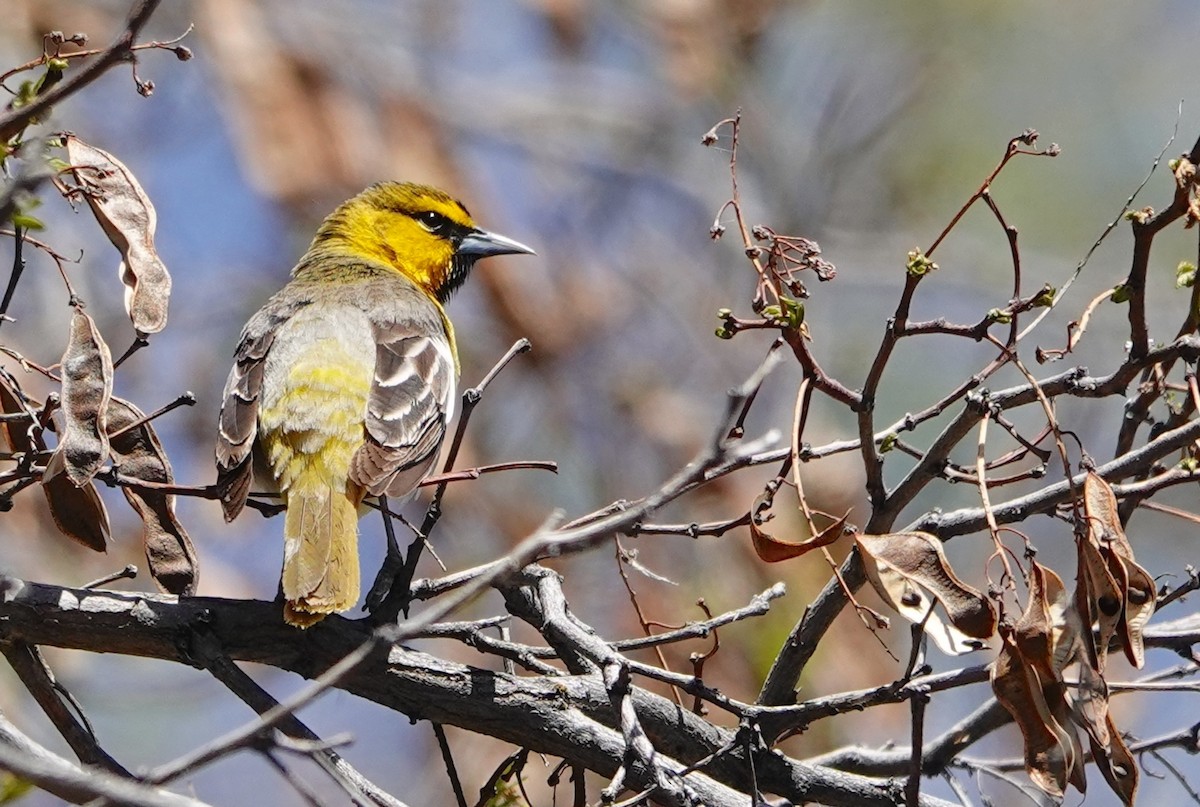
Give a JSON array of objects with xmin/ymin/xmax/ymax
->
[
  {"xmin": 55, "ymin": 306, "xmax": 112, "ymax": 486},
  {"xmin": 749, "ymin": 487, "xmax": 848, "ymax": 562},
  {"xmin": 65, "ymin": 136, "xmax": 171, "ymax": 335},
  {"xmin": 855, "ymin": 532, "xmax": 996, "ymax": 655},
  {"xmin": 1081, "ymin": 472, "xmax": 1155, "ymax": 668},
  {"xmin": 0, "ymin": 374, "xmax": 109, "ymax": 552},
  {"xmin": 107, "ymin": 396, "xmax": 197, "ymax": 595}
]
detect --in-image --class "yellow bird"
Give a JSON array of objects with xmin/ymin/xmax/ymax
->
[{"xmin": 215, "ymin": 182, "xmax": 534, "ymax": 627}]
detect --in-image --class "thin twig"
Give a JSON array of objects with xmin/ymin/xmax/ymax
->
[
  {"xmin": 1, "ymin": 642, "xmax": 128, "ymax": 774},
  {"xmin": 187, "ymin": 632, "xmax": 407, "ymax": 807},
  {"xmin": 0, "ymin": 0, "xmax": 164, "ymax": 140},
  {"xmin": 432, "ymin": 723, "xmax": 468, "ymax": 807}
]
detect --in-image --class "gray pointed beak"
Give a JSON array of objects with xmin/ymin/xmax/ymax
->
[{"xmin": 458, "ymin": 228, "xmax": 536, "ymax": 259}]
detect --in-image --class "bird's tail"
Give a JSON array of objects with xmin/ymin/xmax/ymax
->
[{"xmin": 281, "ymin": 480, "xmax": 364, "ymax": 628}]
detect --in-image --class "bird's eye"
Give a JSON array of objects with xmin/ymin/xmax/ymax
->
[{"xmin": 416, "ymin": 210, "xmax": 449, "ymax": 233}]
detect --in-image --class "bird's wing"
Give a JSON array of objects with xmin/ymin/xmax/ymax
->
[
  {"xmin": 215, "ymin": 291, "xmax": 310, "ymax": 521},
  {"xmin": 350, "ymin": 319, "xmax": 456, "ymax": 499}
]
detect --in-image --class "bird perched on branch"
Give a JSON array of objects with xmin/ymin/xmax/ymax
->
[{"xmin": 215, "ymin": 182, "xmax": 535, "ymax": 627}]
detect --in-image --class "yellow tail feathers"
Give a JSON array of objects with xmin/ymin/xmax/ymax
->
[{"xmin": 281, "ymin": 482, "xmax": 363, "ymax": 627}]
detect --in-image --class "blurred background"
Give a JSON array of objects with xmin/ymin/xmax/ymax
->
[{"xmin": 1, "ymin": 1, "xmax": 1198, "ymax": 804}]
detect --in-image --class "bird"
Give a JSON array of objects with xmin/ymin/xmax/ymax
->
[{"xmin": 215, "ymin": 182, "xmax": 534, "ymax": 627}]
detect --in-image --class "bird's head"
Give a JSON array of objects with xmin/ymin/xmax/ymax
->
[{"xmin": 307, "ymin": 181, "xmax": 534, "ymax": 302}]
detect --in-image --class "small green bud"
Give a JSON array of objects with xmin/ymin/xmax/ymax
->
[
  {"xmin": 879, "ymin": 433, "xmax": 897, "ymax": 453},
  {"xmin": 1032, "ymin": 286, "xmax": 1056, "ymax": 307},
  {"xmin": 778, "ymin": 296, "xmax": 804, "ymax": 328},
  {"xmin": 1175, "ymin": 261, "xmax": 1196, "ymax": 289},
  {"xmin": 11, "ymin": 195, "xmax": 44, "ymax": 231},
  {"xmin": 10, "ymin": 213, "xmax": 44, "ymax": 231},
  {"xmin": 906, "ymin": 249, "xmax": 938, "ymax": 276},
  {"xmin": 1110, "ymin": 284, "xmax": 1131, "ymax": 304},
  {"xmin": 1164, "ymin": 389, "xmax": 1181, "ymax": 414},
  {"xmin": 986, "ymin": 308, "xmax": 1012, "ymax": 324},
  {"xmin": 46, "ymin": 57, "xmax": 69, "ymax": 72},
  {"xmin": 12, "ymin": 79, "xmax": 37, "ymax": 109},
  {"xmin": 761, "ymin": 297, "xmax": 805, "ymax": 328}
]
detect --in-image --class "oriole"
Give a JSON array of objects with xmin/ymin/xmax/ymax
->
[{"xmin": 215, "ymin": 182, "xmax": 534, "ymax": 627}]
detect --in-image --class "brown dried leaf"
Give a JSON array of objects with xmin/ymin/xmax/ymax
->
[
  {"xmin": 42, "ymin": 449, "xmax": 110, "ymax": 552},
  {"xmin": 991, "ymin": 629, "xmax": 1079, "ymax": 799},
  {"xmin": 856, "ymin": 532, "xmax": 996, "ymax": 655},
  {"xmin": 107, "ymin": 397, "xmax": 197, "ymax": 595},
  {"xmin": 66, "ymin": 136, "xmax": 171, "ymax": 334},
  {"xmin": 749, "ymin": 489, "xmax": 847, "ymax": 562},
  {"xmin": 56, "ymin": 306, "xmax": 112, "ymax": 485}
]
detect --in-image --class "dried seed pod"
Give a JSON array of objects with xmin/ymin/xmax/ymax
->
[
  {"xmin": 56, "ymin": 306, "xmax": 112, "ymax": 486},
  {"xmin": 42, "ymin": 450, "xmax": 110, "ymax": 552},
  {"xmin": 1081, "ymin": 472, "xmax": 1155, "ymax": 668},
  {"xmin": 107, "ymin": 396, "xmax": 197, "ymax": 596},
  {"xmin": 991, "ymin": 628, "xmax": 1082, "ymax": 800},
  {"xmin": 1087, "ymin": 712, "xmax": 1138, "ymax": 806},
  {"xmin": 857, "ymin": 531, "xmax": 996, "ymax": 655},
  {"xmin": 66, "ymin": 136, "xmax": 171, "ymax": 335},
  {"xmin": 0, "ymin": 371, "xmax": 37, "ymax": 455},
  {"xmin": 0, "ymin": 374, "xmax": 110, "ymax": 551}
]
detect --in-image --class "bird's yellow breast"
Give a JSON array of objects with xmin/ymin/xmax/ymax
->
[{"xmin": 257, "ymin": 305, "xmax": 374, "ymax": 496}]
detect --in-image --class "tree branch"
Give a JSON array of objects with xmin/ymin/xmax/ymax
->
[
  {"xmin": 0, "ymin": 577, "xmax": 958, "ymax": 807},
  {"xmin": 0, "ymin": 0, "xmax": 163, "ymax": 141},
  {"xmin": 0, "ymin": 710, "xmax": 205, "ymax": 807}
]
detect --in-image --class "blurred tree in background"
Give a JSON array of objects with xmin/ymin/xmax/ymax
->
[{"xmin": 0, "ymin": 1, "xmax": 1199, "ymax": 806}]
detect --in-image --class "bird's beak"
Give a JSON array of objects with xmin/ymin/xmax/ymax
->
[{"xmin": 458, "ymin": 228, "xmax": 536, "ymax": 259}]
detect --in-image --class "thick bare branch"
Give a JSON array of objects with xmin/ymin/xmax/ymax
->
[{"xmin": 0, "ymin": 577, "xmax": 958, "ymax": 807}]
